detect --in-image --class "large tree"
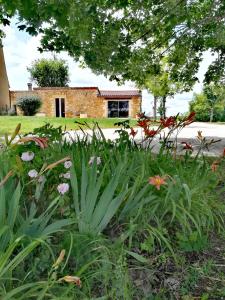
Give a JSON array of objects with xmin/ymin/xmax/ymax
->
[
  {"xmin": 203, "ymin": 84, "xmax": 225, "ymax": 122},
  {"xmin": 27, "ymin": 58, "xmax": 69, "ymax": 87},
  {"xmin": 143, "ymin": 57, "xmax": 185, "ymax": 118},
  {"xmin": 190, "ymin": 84, "xmax": 225, "ymax": 122},
  {"xmin": 1, "ymin": 1, "xmax": 225, "ymax": 87}
]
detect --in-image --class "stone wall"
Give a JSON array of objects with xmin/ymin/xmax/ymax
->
[
  {"xmin": 10, "ymin": 87, "xmax": 141, "ymax": 118},
  {"xmin": 0, "ymin": 47, "xmax": 10, "ymax": 108}
]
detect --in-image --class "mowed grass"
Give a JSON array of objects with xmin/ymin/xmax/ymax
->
[{"xmin": 0, "ymin": 116, "xmax": 137, "ymax": 135}]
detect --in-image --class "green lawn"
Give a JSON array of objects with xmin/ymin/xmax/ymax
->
[{"xmin": 0, "ymin": 116, "xmax": 137, "ymax": 135}]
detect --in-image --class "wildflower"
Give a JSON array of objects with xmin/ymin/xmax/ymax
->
[
  {"xmin": 34, "ymin": 137, "xmax": 48, "ymax": 148},
  {"xmin": 38, "ymin": 175, "xmax": 45, "ymax": 183},
  {"xmin": 57, "ymin": 183, "xmax": 69, "ymax": 195},
  {"xmin": 197, "ymin": 130, "xmax": 203, "ymax": 140},
  {"xmin": 89, "ymin": 156, "xmax": 101, "ymax": 165},
  {"xmin": 137, "ymin": 119, "xmax": 149, "ymax": 129},
  {"xmin": 160, "ymin": 116, "xmax": 176, "ymax": 128},
  {"xmin": 28, "ymin": 169, "xmax": 38, "ymax": 178},
  {"xmin": 184, "ymin": 112, "xmax": 196, "ymax": 125},
  {"xmin": 59, "ymin": 275, "xmax": 81, "ymax": 287},
  {"xmin": 130, "ymin": 127, "xmax": 137, "ymax": 137},
  {"xmin": 64, "ymin": 160, "xmax": 72, "ymax": 169},
  {"xmin": 181, "ymin": 142, "xmax": 193, "ymax": 151},
  {"xmin": 63, "ymin": 172, "xmax": 71, "ymax": 179},
  {"xmin": 149, "ymin": 175, "xmax": 167, "ymax": 190},
  {"xmin": 136, "ymin": 112, "xmax": 145, "ymax": 119},
  {"xmin": 53, "ymin": 249, "xmax": 66, "ymax": 268},
  {"xmin": 21, "ymin": 151, "xmax": 35, "ymax": 161},
  {"xmin": 18, "ymin": 137, "xmax": 48, "ymax": 149},
  {"xmin": 144, "ymin": 129, "xmax": 158, "ymax": 137},
  {"xmin": 211, "ymin": 160, "xmax": 219, "ymax": 172}
]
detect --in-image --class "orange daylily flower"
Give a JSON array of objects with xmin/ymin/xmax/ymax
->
[
  {"xmin": 60, "ymin": 275, "xmax": 81, "ymax": 287},
  {"xmin": 149, "ymin": 175, "xmax": 167, "ymax": 190},
  {"xmin": 17, "ymin": 137, "xmax": 48, "ymax": 149},
  {"xmin": 130, "ymin": 127, "xmax": 137, "ymax": 137},
  {"xmin": 184, "ymin": 112, "xmax": 196, "ymax": 125},
  {"xmin": 160, "ymin": 116, "xmax": 176, "ymax": 128},
  {"xmin": 144, "ymin": 129, "xmax": 158, "ymax": 137},
  {"xmin": 136, "ymin": 112, "xmax": 145, "ymax": 119},
  {"xmin": 211, "ymin": 160, "xmax": 220, "ymax": 172},
  {"xmin": 137, "ymin": 119, "xmax": 150, "ymax": 129},
  {"xmin": 181, "ymin": 142, "xmax": 193, "ymax": 151},
  {"xmin": 53, "ymin": 249, "xmax": 66, "ymax": 268},
  {"xmin": 197, "ymin": 131, "xmax": 203, "ymax": 141}
]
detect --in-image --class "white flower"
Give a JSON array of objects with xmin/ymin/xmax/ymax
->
[
  {"xmin": 28, "ymin": 169, "xmax": 38, "ymax": 178},
  {"xmin": 38, "ymin": 175, "xmax": 45, "ymax": 183},
  {"xmin": 63, "ymin": 172, "xmax": 71, "ymax": 179},
  {"xmin": 21, "ymin": 151, "xmax": 35, "ymax": 161},
  {"xmin": 57, "ymin": 183, "xmax": 69, "ymax": 195},
  {"xmin": 64, "ymin": 160, "xmax": 72, "ymax": 169},
  {"xmin": 88, "ymin": 156, "xmax": 101, "ymax": 165}
]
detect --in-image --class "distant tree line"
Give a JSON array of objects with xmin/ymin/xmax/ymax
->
[{"xmin": 190, "ymin": 84, "xmax": 225, "ymax": 122}]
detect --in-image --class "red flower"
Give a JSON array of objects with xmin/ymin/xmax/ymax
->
[
  {"xmin": 181, "ymin": 142, "xmax": 193, "ymax": 151},
  {"xmin": 136, "ymin": 112, "xmax": 145, "ymax": 119},
  {"xmin": 130, "ymin": 127, "xmax": 137, "ymax": 137},
  {"xmin": 160, "ymin": 116, "xmax": 176, "ymax": 128},
  {"xmin": 137, "ymin": 119, "xmax": 149, "ymax": 129},
  {"xmin": 144, "ymin": 129, "xmax": 158, "ymax": 137},
  {"xmin": 184, "ymin": 112, "xmax": 196, "ymax": 125},
  {"xmin": 211, "ymin": 160, "xmax": 219, "ymax": 172},
  {"xmin": 223, "ymin": 148, "xmax": 225, "ymax": 157}
]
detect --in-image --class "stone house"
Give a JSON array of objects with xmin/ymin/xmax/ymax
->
[
  {"xmin": 10, "ymin": 85, "xmax": 142, "ymax": 118},
  {"xmin": 1, "ymin": 47, "xmax": 142, "ymax": 118}
]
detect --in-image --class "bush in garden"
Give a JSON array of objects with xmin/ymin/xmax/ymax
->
[
  {"xmin": 16, "ymin": 95, "xmax": 42, "ymax": 116},
  {"xmin": 1, "ymin": 117, "xmax": 225, "ymax": 299}
]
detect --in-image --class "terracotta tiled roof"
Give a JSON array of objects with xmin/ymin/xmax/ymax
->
[
  {"xmin": 99, "ymin": 90, "xmax": 141, "ymax": 98},
  {"xmin": 33, "ymin": 87, "xmax": 99, "ymax": 90}
]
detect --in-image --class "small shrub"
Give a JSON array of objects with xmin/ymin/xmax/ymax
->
[
  {"xmin": 16, "ymin": 95, "xmax": 42, "ymax": 116},
  {"xmin": 0, "ymin": 105, "xmax": 8, "ymax": 116}
]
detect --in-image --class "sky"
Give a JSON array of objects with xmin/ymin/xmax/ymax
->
[{"xmin": 2, "ymin": 18, "xmax": 215, "ymax": 116}]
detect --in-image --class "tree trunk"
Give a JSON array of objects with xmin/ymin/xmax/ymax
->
[
  {"xmin": 162, "ymin": 96, "xmax": 167, "ymax": 119},
  {"xmin": 153, "ymin": 95, "xmax": 157, "ymax": 120},
  {"xmin": 210, "ymin": 107, "xmax": 214, "ymax": 122}
]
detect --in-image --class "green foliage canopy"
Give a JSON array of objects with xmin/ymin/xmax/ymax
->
[
  {"xmin": 189, "ymin": 84, "xmax": 225, "ymax": 122},
  {"xmin": 1, "ymin": 1, "xmax": 225, "ymax": 86},
  {"xmin": 143, "ymin": 57, "xmax": 185, "ymax": 117},
  {"xmin": 27, "ymin": 58, "xmax": 69, "ymax": 87}
]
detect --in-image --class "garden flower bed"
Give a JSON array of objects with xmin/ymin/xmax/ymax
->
[{"xmin": 0, "ymin": 113, "xmax": 225, "ymax": 299}]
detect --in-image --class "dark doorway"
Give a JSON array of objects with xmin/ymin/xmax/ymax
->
[{"xmin": 55, "ymin": 98, "xmax": 65, "ymax": 117}]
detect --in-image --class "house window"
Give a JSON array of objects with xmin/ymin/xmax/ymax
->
[
  {"xmin": 108, "ymin": 100, "xmax": 129, "ymax": 118},
  {"xmin": 55, "ymin": 98, "xmax": 65, "ymax": 117}
]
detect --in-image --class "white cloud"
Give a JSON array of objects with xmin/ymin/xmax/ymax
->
[{"xmin": 2, "ymin": 20, "xmax": 215, "ymax": 115}]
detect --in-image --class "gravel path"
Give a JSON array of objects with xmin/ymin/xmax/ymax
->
[{"xmin": 67, "ymin": 122, "xmax": 225, "ymax": 156}]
